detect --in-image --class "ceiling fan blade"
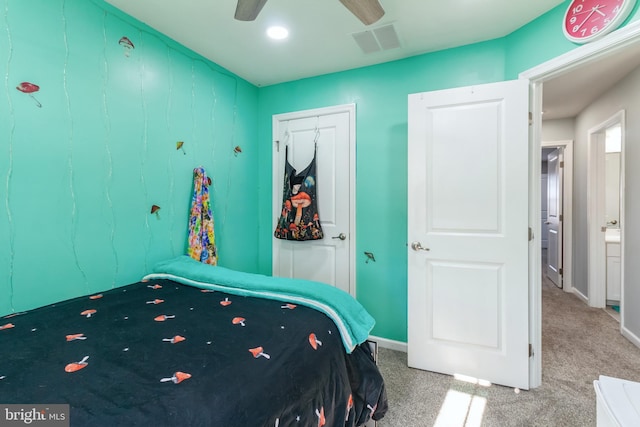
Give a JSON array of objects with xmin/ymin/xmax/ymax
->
[
  {"xmin": 234, "ymin": 0, "xmax": 268, "ymax": 21},
  {"xmin": 338, "ymin": 0, "xmax": 385, "ymax": 25}
]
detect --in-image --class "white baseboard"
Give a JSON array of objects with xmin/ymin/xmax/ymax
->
[
  {"xmin": 368, "ymin": 335, "xmax": 407, "ymax": 353},
  {"xmin": 572, "ymin": 287, "xmax": 589, "ymax": 304},
  {"xmin": 622, "ymin": 325, "xmax": 640, "ymax": 349}
]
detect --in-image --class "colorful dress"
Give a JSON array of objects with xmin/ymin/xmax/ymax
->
[
  {"xmin": 188, "ymin": 167, "xmax": 218, "ymax": 265},
  {"xmin": 274, "ymin": 146, "xmax": 324, "ymax": 241}
]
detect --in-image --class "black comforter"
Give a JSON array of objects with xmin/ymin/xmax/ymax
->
[{"xmin": 0, "ymin": 279, "xmax": 387, "ymax": 426}]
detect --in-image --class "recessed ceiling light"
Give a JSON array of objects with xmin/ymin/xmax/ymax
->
[{"xmin": 267, "ymin": 26, "xmax": 289, "ymax": 40}]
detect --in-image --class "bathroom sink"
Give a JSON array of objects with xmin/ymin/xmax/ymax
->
[{"xmin": 605, "ymin": 228, "xmax": 621, "ymax": 243}]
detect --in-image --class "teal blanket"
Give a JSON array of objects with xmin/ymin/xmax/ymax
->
[{"xmin": 142, "ymin": 256, "xmax": 375, "ymax": 353}]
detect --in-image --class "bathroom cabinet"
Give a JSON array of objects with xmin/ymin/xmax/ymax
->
[{"xmin": 606, "ymin": 241, "xmax": 621, "ymax": 303}]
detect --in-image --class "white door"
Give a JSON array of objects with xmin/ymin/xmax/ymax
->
[
  {"xmin": 272, "ymin": 105, "xmax": 355, "ymax": 295},
  {"xmin": 407, "ymin": 80, "xmax": 530, "ymax": 390},
  {"xmin": 546, "ymin": 148, "xmax": 563, "ymax": 288}
]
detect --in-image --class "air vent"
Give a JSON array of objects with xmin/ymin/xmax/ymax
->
[{"xmin": 351, "ymin": 23, "xmax": 401, "ymax": 54}]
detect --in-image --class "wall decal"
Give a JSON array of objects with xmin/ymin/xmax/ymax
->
[
  {"xmin": 364, "ymin": 252, "xmax": 376, "ymax": 263},
  {"xmin": 150, "ymin": 204, "xmax": 161, "ymax": 219},
  {"xmin": 233, "ymin": 145, "xmax": 242, "ymax": 156},
  {"xmin": 118, "ymin": 36, "xmax": 135, "ymax": 57},
  {"xmin": 176, "ymin": 141, "xmax": 186, "ymax": 155},
  {"xmin": 16, "ymin": 82, "xmax": 42, "ymax": 108}
]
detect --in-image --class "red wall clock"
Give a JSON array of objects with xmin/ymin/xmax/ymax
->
[{"xmin": 563, "ymin": 0, "xmax": 637, "ymax": 43}]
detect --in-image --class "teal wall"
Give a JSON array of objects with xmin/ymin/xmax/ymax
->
[
  {"xmin": 258, "ymin": 40, "xmax": 510, "ymax": 342},
  {"xmin": 4, "ymin": 0, "xmax": 640, "ymax": 340},
  {"xmin": 258, "ymin": 1, "xmax": 640, "ymax": 343},
  {"xmin": 0, "ymin": 0, "xmax": 259, "ymax": 316}
]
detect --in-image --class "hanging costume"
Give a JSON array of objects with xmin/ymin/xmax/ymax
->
[
  {"xmin": 188, "ymin": 167, "xmax": 218, "ymax": 265},
  {"xmin": 274, "ymin": 146, "xmax": 324, "ymax": 241}
]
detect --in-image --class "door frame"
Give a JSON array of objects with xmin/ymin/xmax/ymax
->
[
  {"xmin": 271, "ymin": 103, "xmax": 357, "ymax": 296},
  {"xmin": 587, "ymin": 111, "xmax": 625, "ymax": 309},
  {"xmin": 541, "ymin": 140, "xmax": 574, "ymax": 294},
  {"xmin": 521, "ymin": 19, "xmax": 640, "ymax": 388}
]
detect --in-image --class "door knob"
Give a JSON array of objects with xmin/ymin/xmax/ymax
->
[
  {"xmin": 332, "ymin": 233, "xmax": 346, "ymax": 241},
  {"xmin": 411, "ymin": 241, "xmax": 430, "ymax": 252}
]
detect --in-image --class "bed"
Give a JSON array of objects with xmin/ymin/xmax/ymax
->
[{"xmin": 0, "ymin": 256, "xmax": 387, "ymax": 427}]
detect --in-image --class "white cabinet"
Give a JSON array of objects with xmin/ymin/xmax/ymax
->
[{"xmin": 606, "ymin": 242, "xmax": 621, "ymax": 302}]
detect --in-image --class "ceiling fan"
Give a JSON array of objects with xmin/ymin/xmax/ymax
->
[{"xmin": 234, "ymin": 0, "xmax": 385, "ymax": 25}]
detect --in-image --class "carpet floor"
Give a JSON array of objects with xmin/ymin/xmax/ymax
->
[{"xmin": 375, "ymin": 259, "xmax": 640, "ymax": 426}]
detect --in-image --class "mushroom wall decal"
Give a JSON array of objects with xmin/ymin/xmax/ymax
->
[
  {"xmin": 233, "ymin": 145, "xmax": 242, "ymax": 156},
  {"xmin": 0, "ymin": 323, "xmax": 15, "ymax": 331},
  {"xmin": 16, "ymin": 82, "xmax": 42, "ymax": 108},
  {"xmin": 364, "ymin": 252, "xmax": 376, "ymax": 264},
  {"xmin": 176, "ymin": 141, "xmax": 186, "ymax": 155},
  {"xmin": 154, "ymin": 314, "xmax": 175, "ymax": 322},
  {"xmin": 150, "ymin": 204, "xmax": 161, "ymax": 219},
  {"xmin": 118, "ymin": 36, "xmax": 135, "ymax": 57},
  {"xmin": 232, "ymin": 317, "xmax": 246, "ymax": 327}
]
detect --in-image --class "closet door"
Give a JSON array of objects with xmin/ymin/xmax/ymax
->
[{"xmin": 272, "ymin": 105, "xmax": 355, "ymax": 296}]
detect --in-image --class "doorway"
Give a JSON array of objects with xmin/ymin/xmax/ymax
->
[
  {"xmin": 587, "ymin": 112, "xmax": 625, "ymax": 316},
  {"xmin": 540, "ymin": 140, "xmax": 574, "ymax": 295},
  {"xmin": 522, "ymin": 19, "xmax": 640, "ymax": 388}
]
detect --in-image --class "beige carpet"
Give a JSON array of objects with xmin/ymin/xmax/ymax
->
[{"xmin": 375, "ymin": 265, "xmax": 640, "ymax": 426}]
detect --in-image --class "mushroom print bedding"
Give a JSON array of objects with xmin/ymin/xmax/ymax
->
[{"xmin": 0, "ymin": 267, "xmax": 387, "ymax": 426}]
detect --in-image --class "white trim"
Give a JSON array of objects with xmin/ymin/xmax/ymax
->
[
  {"xmin": 587, "ymin": 111, "xmax": 625, "ymax": 309},
  {"xmin": 622, "ymin": 324, "xmax": 640, "ymax": 348},
  {"xmin": 521, "ymin": 20, "xmax": 640, "ymax": 83},
  {"xmin": 541, "ymin": 140, "xmax": 574, "ymax": 294},
  {"xmin": 572, "ymin": 287, "xmax": 589, "ymax": 304},
  {"xmin": 619, "ymin": 112, "xmax": 627, "ymax": 338},
  {"xmin": 271, "ymin": 104, "xmax": 357, "ymax": 297},
  {"xmin": 368, "ymin": 335, "xmax": 408, "ymax": 353},
  {"xmin": 528, "ymin": 79, "xmax": 544, "ymax": 389},
  {"xmin": 521, "ymin": 18, "xmax": 640, "ymax": 389}
]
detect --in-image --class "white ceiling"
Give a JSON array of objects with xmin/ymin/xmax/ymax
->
[
  {"xmin": 103, "ymin": 0, "xmax": 640, "ymax": 120},
  {"xmin": 541, "ymin": 42, "xmax": 640, "ymax": 119},
  {"xmin": 104, "ymin": 0, "xmax": 564, "ymax": 87}
]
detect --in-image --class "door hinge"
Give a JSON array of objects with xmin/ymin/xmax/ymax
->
[
  {"xmin": 528, "ymin": 112, "xmax": 533, "ymax": 125},
  {"xmin": 275, "ymin": 140, "xmax": 280, "ymax": 152},
  {"xmin": 560, "ymin": 161, "xmax": 564, "ymax": 168},
  {"xmin": 528, "ymin": 227, "xmax": 534, "ymax": 241},
  {"xmin": 529, "ymin": 344, "xmax": 534, "ymax": 358},
  {"xmin": 559, "ymin": 268, "xmax": 563, "ymax": 275},
  {"xmin": 560, "ymin": 214, "xmax": 563, "ymax": 222}
]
